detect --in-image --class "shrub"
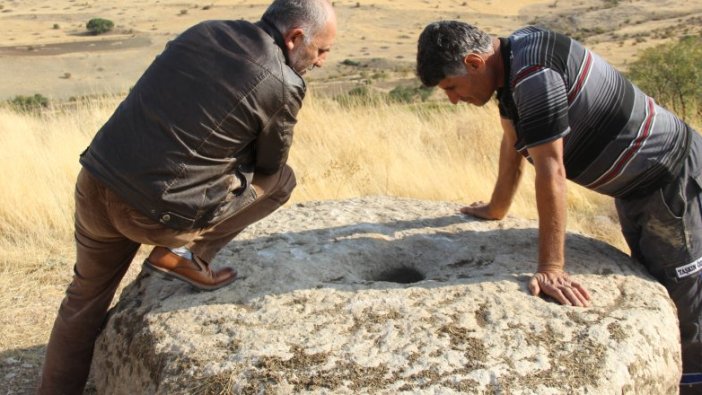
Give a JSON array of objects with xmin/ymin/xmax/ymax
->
[
  {"xmin": 86, "ymin": 18, "xmax": 114, "ymax": 35},
  {"xmin": 340, "ymin": 59, "xmax": 361, "ymax": 67},
  {"xmin": 388, "ymin": 85, "xmax": 434, "ymax": 103},
  {"xmin": 628, "ymin": 35, "xmax": 702, "ymax": 121},
  {"xmin": 7, "ymin": 94, "xmax": 50, "ymax": 112}
]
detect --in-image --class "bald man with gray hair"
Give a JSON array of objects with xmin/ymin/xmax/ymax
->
[
  {"xmin": 263, "ymin": 0, "xmax": 336, "ymax": 73},
  {"xmin": 264, "ymin": 0, "xmax": 334, "ymax": 40},
  {"xmin": 39, "ymin": 1, "xmax": 336, "ymax": 393}
]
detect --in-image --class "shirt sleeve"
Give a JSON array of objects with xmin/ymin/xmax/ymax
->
[
  {"xmin": 512, "ymin": 66, "xmax": 571, "ymax": 147},
  {"xmin": 498, "ymin": 98, "xmax": 511, "ymax": 119},
  {"xmin": 254, "ymin": 82, "xmax": 304, "ymax": 174}
]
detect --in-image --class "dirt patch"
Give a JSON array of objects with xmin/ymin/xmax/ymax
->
[{"xmin": 0, "ymin": 34, "xmax": 150, "ymax": 57}]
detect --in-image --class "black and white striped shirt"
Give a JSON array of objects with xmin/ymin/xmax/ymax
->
[{"xmin": 497, "ymin": 26, "xmax": 690, "ymax": 198}]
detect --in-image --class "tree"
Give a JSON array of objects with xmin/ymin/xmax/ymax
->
[{"xmin": 628, "ymin": 35, "xmax": 702, "ymax": 120}]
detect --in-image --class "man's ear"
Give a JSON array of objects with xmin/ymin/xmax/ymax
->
[
  {"xmin": 463, "ymin": 53, "xmax": 485, "ymax": 73},
  {"xmin": 283, "ymin": 28, "xmax": 305, "ymax": 52}
]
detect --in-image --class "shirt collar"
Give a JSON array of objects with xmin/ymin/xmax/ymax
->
[
  {"xmin": 498, "ymin": 36, "xmax": 511, "ymax": 90},
  {"xmin": 256, "ymin": 17, "xmax": 291, "ymax": 65}
]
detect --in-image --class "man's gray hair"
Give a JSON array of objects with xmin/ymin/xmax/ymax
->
[
  {"xmin": 416, "ymin": 21, "xmax": 493, "ymax": 87},
  {"xmin": 263, "ymin": 0, "xmax": 333, "ymax": 44}
]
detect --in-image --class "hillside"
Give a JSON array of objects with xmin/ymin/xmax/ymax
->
[{"xmin": 1, "ymin": 0, "xmax": 701, "ymax": 100}]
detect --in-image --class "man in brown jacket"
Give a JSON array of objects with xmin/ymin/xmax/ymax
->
[{"xmin": 39, "ymin": 0, "xmax": 337, "ymax": 393}]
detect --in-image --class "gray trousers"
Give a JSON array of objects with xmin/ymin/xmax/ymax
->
[
  {"xmin": 616, "ymin": 132, "xmax": 702, "ymax": 395},
  {"xmin": 38, "ymin": 166, "xmax": 296, "ymax": 395}
]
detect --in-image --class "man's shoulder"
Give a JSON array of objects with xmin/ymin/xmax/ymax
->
[
  {"xmin": 173, "ymin": 19, "xmax": 304, "ymax": 96},
  {"xmin": 510, "ymin": 25, "xmax": 549, "ymax": 39},
  {"xmin": 505, "ymin": 26, "xmax": 550, "ymax": 47},
  {"xmin": 178, "ymin": 19, "xmax": 268, "ymax": 51},
  {"xmin": 185, "ymin": 19, "xmax": 257, "ymax": 35},
  {"xmin": 183, "ymin": 21, "xmax": 292, "ymax": 71},
  {"xmin": 507, "ymin": 26, "xmax": 574, "ymax": 71},
  {"xmin": 508, "ymin": 25, "xmax": 570, "ymax": 45}
]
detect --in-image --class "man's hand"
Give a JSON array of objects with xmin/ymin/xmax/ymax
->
[
  {"xmin": 529, "ymin": 270, "xmax": 591, "ymax": 307},
  {"xmin": 460, "ymin": 201, "xmax": 503, "ymax": 220}
]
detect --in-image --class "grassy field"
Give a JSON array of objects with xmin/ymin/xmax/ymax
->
[{"xmin": 0, "ymin": 90, "xmax": 647, "ymax": 392}]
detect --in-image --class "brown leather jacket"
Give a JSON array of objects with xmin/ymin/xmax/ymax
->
[{"xmin": 80, "ymin": 19, "xmax": 305, "ymax": 230}]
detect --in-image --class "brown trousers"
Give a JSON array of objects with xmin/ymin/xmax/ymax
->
[{"xmin": 38, "ymin": 166, "xmax": 296, "ymax": 394}]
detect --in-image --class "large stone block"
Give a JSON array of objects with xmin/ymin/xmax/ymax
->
[{"xmin": 92, "ymin": 197, "xmax": 681, "ymax": 394}]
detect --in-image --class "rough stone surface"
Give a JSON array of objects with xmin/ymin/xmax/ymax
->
[{"xmin": 92, "ymin": 197, "xmax": 681, "ymax": 394}]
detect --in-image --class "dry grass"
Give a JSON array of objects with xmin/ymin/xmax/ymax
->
[
  {"xmin": 290, "ymin": 95, "xmax": 624, "ymax": 246},
  {"xmin": 0, "ymin": 93, "xmax": 626, "ymax": 392}
]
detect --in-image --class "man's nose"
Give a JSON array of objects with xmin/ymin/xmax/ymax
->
[
  {"xmin": 315, "ymin": 53, "xmax": 328, "ymax": 68},
  {"xmin": 445, "ymin": 91, "xmax": 459, "ymax": 105}
]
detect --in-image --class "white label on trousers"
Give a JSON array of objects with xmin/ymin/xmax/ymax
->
[{"xmin": 676, "ymin": 256, "xmax": 702, "ymax": 279}]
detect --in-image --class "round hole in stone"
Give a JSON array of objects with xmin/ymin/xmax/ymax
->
[{"xmin": 374, "ymin": 266, "xmax": 425, "ymax": 284}]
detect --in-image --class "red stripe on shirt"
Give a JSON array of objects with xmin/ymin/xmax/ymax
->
[
  {"xmin": 587, "ymin": 97, "xmax": 655, "ymax": 189},
  {"xmin": 512, "ymin": 65, "xmax": 544, "ymax": 89},
  {"xmin": 567, "ymin": 51, "xmax": 593, "ymax": 103}
]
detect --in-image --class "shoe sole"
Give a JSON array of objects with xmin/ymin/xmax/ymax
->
[{"xmin": 143, "ymin": 259, "xmax": 237, "ymax": 291}]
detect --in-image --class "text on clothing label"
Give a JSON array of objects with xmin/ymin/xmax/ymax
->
[{"xmin": 676, "ymin": 256, "xmax": 702, "ymax": 279}]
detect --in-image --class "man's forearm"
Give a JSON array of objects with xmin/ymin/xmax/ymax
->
[
  {"xmin": 527, "ymin": 137, "xmax": 568, "ymax": 272},
  {"xmin": 488, "ymin": 119, "xmax": 525, "ymax": 218},
  {"xmin": 534, "ymin": 159, "xmax": 567, "ymax": 272}
]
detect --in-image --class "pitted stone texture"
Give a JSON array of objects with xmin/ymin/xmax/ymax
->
[{"xmin": 92, "ymin": 196, "xmax": 681, "ymax": 394}]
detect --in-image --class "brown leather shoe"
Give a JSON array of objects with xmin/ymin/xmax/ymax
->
[{"xmin": 144, "ymin": 246, "xmax": 237, "ymax": 291}]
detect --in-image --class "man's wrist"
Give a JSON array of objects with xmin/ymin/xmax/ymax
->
[{"xmin": 537, "ymin": 263, "xmax": 564, "ymax": 273}]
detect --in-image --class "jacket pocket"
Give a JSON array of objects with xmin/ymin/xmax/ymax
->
[{"xmin": 209, "ymin": 186, "xmax": 257, "ymax": 224}]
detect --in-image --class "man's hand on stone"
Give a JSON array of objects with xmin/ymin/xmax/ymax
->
[{"xmin": 529, "ymin": 270, "xmax": 591, "ymax": 307}]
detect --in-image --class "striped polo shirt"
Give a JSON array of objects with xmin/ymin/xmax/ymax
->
[{"xmin": 497, "ymin": 26, "xmax": 690, "ymax": 198}]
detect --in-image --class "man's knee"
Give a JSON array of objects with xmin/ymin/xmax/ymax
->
[
  {"xmin": 266, "ymin": 165, "xmax": 296, "ymax": 205},
  {"xmin": 278, "ymin": 165, "xmax": 297, "ymax": 196},
  {"xmin": 260, "ymin": 165, "xmax": 297, "ymax": 205}
]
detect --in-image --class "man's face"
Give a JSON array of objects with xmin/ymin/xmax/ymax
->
[
  {"xmin": 289, "ymin": 19, "xmax": 337, "ymax": 75},
  {"xmin": 437, "ymin": 73, "xmax": 494, "ymax": 106},
  {"xmin": 437, "ymin": 54, "xmax": 497, "ymax": 106}
]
